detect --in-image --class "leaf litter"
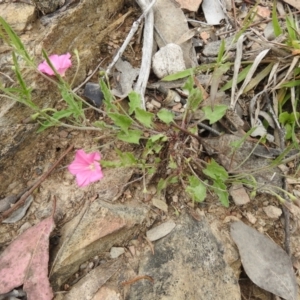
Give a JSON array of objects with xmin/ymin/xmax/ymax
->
[
  {"xmin": 231, "ymin": 221, "xmax": 298, "ymax": 300},
  {"xmin": 0, "ymin": 215, "xmax": 55, "ymax": 299}
]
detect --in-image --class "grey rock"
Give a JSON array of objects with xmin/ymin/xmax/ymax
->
[
  {"xmin": 129, "ymin": 213, "xmax": 240, "ymax": 300},
  {"xmin": 152, "ymin": 43, "xmax": 186, "ymax": 79},
  {"xmin": 203, "ymin": 36, "xmax": 236, "ymax": 57},
  {"xmin": 0, "ymin": 3, "xmax": 36, "ymax": 33},
  {"xmin": 110, "ymin": 247, "xmax": 125, "ymax": 259},
  {"xmin": 50, "ymin": 199, "xmax": 149, "ymax": 290}
]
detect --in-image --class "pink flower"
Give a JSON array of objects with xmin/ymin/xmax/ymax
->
[
  {"xmin": 68, "ymin": 149, "xmax": 104, "ymax": 187},
  {"xmin": 38, "ymin": 53, "xmax": 72, "ymax": 76}
]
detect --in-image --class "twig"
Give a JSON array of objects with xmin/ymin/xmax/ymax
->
[
  {"xmin": 171, "ymin": 122, "xmax": 203, "ymax": 144},
  {"xmin": 0, "ymin": 144, "xmax": 74, "ymax": 222},
  {"xmin": 122, "ymin": 275, "xmax": 154, "ymax": 286},
  {"xmin": 106, "ymin": 0, "xmax": 156, "ymax": 77},
  {"xmin": 134, "ymin": 0, "xmax": 155, "ymax": 109},
  {"xmin": 215, "ymin": 10, "xmax": 300, "ymax": 37},
  {"xmin": 265, "ymin": 92, "xmax": 291, "ymax": 256}
]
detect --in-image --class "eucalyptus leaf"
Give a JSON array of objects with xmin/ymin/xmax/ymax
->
[{"xmin": 231, "ymin": 221, "xmax": 298, "ymax": 300}]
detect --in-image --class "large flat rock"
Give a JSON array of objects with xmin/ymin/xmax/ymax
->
[{"xmin": 128, "ymin": 213, "xmax": 241, "ymax": 300}]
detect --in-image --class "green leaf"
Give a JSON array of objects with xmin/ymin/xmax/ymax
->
[
  {"xmin": 162, "ymin": 68, "xmax": 194, "ymax": 81},
  {"xmin": 157, "ymin": 108, "xmax": 174, "ymax": 124},
  {"xmin": 51, "ymin": 109, "xmax": 73, "ymax": 120},
  {"xmin": 187, "ymin": 88, "xmax": 203, "ymax": 112},
  {"xmin": 202, "ymin": 105, "xmax": 227, "ymax": 124},
  {"xmin": 115, "ymin": 149, "xmax": 138, "ymax": 166},
  {"xmin": 157, "ymin": 176, "xmax": 179, "ymax": 194},
  {"xmin": 93, "ymin": 120, "xmax": 116, "ymax": 129},
  {"xmin": 144, "ymin": 134, "xmax": 167, "ymax": 157},
  {"xmin": 217, "ymin": 39, "xmax": 226, "ymax": 64},
  {"xmin": 272, "ymin": 1, "xmax": 282, "ymax": 37},
  {"xmin": 203, "ymin": 159, "xmax": 228, "ymax": 181},
  {"xmin": 221, "ymin": 64, "xmax": 252, "ymax": 91},
  {"xmin": 188, "ymin": 125, "xmax": 198, "ymax": 135},
  {"xmin": 135, "ymin": 108, "xmax": 154, "ymax": 128},
  {"xmin": 100, "ymin": 78, "xmax": 114, "ymax": 111},
  {"xmin": 212, "ymin": 178, "xmax": 229, "ymax": 207},
  {"xmin": 100, "ymin": 160, "xmax": 122, "ymax": 168},
  {"xmin": 108, "ymin": 112, "xmax": 132, "ymax": 134},
  {"xmin": 0, "ymin": 17, "xmax": 34, "ymax": 65},
  {"xmin": 117, "ymin": 129, "xmax": 143, "ymax": 144},
  {"xmin": 128, "ymin": 91, "xmax": 142, "ymax": 115},
  {"xmin": 186, "ymin": 175, "xmax": 206, "ymax": 202},
  {"xmin": 148, "ymin": 133, "xmax": 168, "ymax": 143},
  {"xmin": 280, "ymin": 80, "xmax": 300, "ymax": 88},
  {"xmin": 168, "ymin": 156, "xmax": 177, "ymax": 169},
  {"xmin": 182, "ymin": 74, "xmax": 194, "ymax": 92}
]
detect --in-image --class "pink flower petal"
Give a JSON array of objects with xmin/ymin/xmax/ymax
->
[
  {"xmin": 38, "ymin": 53, "xmax": 72, "ymax": 77},
  {"xmin": 68, "ymin": 149, "xmax": 103, "ymax": 187}
]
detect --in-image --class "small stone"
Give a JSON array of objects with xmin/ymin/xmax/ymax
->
[
  {"xmin": 264, "ymin": 21, "xmax": 276, "ymax": 41},
  {"xmin": 172, "ymin": 195, "xmax": 178, "ymax": 203},
  {"xmin": 110, "ymin": 247, "xmax": 125, "ymax": 258},
  {"xmin": 152, "ymin": 43, "xmax": 186, "ymax": 79},
  {"xmin": 245, "ymin": 212, "xmax": 257, "ymax": 224},
  {"xmin": 146, "ymin": 102, "xmax": 154, "ymax": 110},
  {"xmin": 263, "ymin": 205, "xmax": 282, "ymax": 219},
  {"xmin": 172, "ymin": 103, "xmax": 182, "ymax": 112},
  {"xmin": 79, "ymin": 262, "xmax": 88, "ymax": 270},
  {"xmin": 128, "ymin": 245, "xmax": 135, "ymax": 256},
  {"xmin": 152, "ymin": 197, "xmax": 168, "ymax": 213},
  {"xmin": 18, "ymin": 222, "xmax": 32, "ymax": 234},
  {"xmin": 88, "ymin": 262, "xmax": 94, "ymax": 270},
  {"xmin": 150, "ymin": 99, "xmax": 162, "ymax": 108},
  {"xmin": 58, "ymin": 130, "xmax": 68, "ymax": 138},
  {"xmin": 146, "ymin": 220, "xmax": 176, "ymax": 241},
  {"xmin": 83, "ymin": 82, "xmax": 104, "ymax": 108},
  {"xmin": 229, "ymin": 184, "xmax": 250, "ymax": 206}
]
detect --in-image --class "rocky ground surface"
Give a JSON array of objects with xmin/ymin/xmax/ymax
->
[{"xmin": 0, "ymin": 0, "xmax": 300, "ymax": 299}]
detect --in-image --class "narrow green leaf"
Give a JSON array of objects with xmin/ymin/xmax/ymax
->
[
  {"xmin": 244, "ymin": 63, "xmax": 274, "ymax": 93},
  {"xmin": 135, "ymin": 108, "xmax": 154, "ymax": 128},
  {"xmin": 100, "ymin": 78, "xmax": 114, "ymax": 110},
  {"xmin": 100, "ymin": 160, "xmax": 122, "ymax": 168},
  {"xmin": 157, "ymin": 108, "xmax": 174, "ymax": 124},
  {"xmin": 202, "ymin": 105, "xmax": 227, "ymax": 124},
  {"xmin": 117, "ymin": 129, "xmax": 143, "ymax": 144},
  {"xmin": 186, "ymin": 87, "xmax": 203, "ymax": 112},
  {"xmin": 108, "ymin": 112, "xmax": 132, "ymax": 134},
  {"xmin": 186, "ymin": 175, "xmax": 206, "ymax": 202},
  {"xmin": 0, "ymin": 17, "xmax": 34, "ymax": 65},
  {"xmin": 217, "ymin": 39, "xmax": 226, "ymax": 64},
  {"xmin": 162, "ymin": 68, "xmax": 194, "ymax": 81},
  {"xmin": 52, "ymin": 109, "xmax": 73, "ymax": 120},
  {"xmin": 272, "ymin": 1, "xmax": 282, "ymax": 37},
  {"xmin": 148, "ymin": 133, "xmax": 168, "ymax": 143},
  {"xmin": 221, "ymin": 64, "xmax": 252, "ymax": 91},
  {"xmin": 182, "ymin": 74, "xmax": 194, "ymax": 92},
  {"xmin": 280, "ymin": 80, "xmax": 300, "ymax": 88}
]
